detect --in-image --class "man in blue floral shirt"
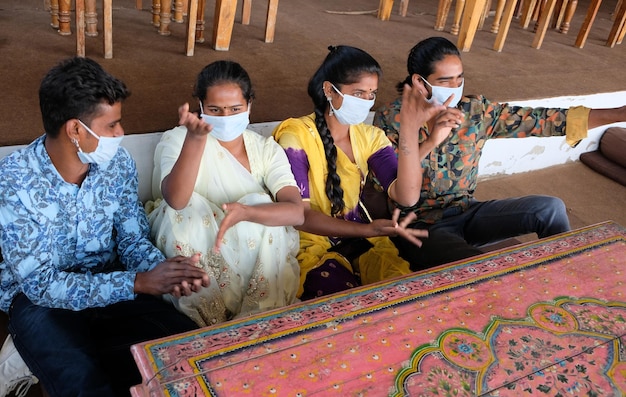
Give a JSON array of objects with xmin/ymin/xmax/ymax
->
[
  {"xmin": 374, "ymin": 37, "xmax": 626, "ymax": 270},
  {"xmin": 0, "ymin": 57, "xmax": 209, "ymax": 396}
]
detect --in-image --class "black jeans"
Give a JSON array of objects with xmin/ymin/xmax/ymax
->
[
  {"xmin": 8, "ymin": 294, "xmax": 198, "ymax": 397},
  {"xmin": 395, "ymin": 195, "xmax": 570, "ymax": 271}
]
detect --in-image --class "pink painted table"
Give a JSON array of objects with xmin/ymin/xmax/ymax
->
[{"xmin": 131, "ymin": 221, "xmax": 626, "ymax": 396}]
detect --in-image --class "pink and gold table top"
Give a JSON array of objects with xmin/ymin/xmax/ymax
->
[{"xmin": 131, "ymin": 221, "xmax": 626, "ymax": 396}]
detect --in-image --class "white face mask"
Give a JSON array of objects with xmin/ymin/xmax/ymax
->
[
  {"xmin": 199, "ymin": 102, "xmax": 250, "ymax": 142},
  {"xmin": 328, "ymin": 84, "xmax": 375, "ymax": 125},
  {"xmin": 422, "ymin": 78, "xmax": 464, "ymax": 108},
  {"xmin": 76, "ymin": 120, "xmax": 123, "ymax": 165}
]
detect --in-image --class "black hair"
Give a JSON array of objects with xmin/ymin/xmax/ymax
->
[
  {"xmin": 39, "ymin": 57, "xmax": 130, "ymax": 138},
  {"xmin": 396, "ymin": 36, "xmax": 461, "ymax": 93},
  {"xmin": 307, "ymin": 45, "xmax": 382, "ymax": 217},
  {"xmin": 193, "ymin": 60, "xmax": 255, "ymax": 104}
]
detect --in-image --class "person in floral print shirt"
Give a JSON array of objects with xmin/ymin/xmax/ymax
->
[
  {"xmin": 0, "ymin": 57, "xmax": 209, "ymax": 396},
  {"xmin": 374, "ymin": 36, "xmax": 626, "ymax": 270}
]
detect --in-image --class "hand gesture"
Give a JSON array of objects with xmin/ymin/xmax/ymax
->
[
  {"xmin": 178, "ymin": 102, "xmax": 212, "ymax": 137},
  {"xmin": 214, "ymin": 202, "xmax": 248, "ymax": 253},
  {"xmin": 368, "ymin": 209, "xmax": 428, "ymax": 247},
  {"xmin": 428, "ymin": 106, "xmax": 465, "ymax": 147},
  {"xmin": 390, "ymin": 209, "xmax": 428, "ymax": 247},
  {"xmin": 134, "ymin": 253, "xmax": 210, "ymax": 297},
  {"xmin": 400, "ymin": 75, "xmax": 448, "ymax": 131}
]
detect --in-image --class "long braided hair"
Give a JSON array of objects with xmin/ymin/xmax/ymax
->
[
  {"xmin": 307, "ymin": 45, "xmax": 382, "ymax": 217},
  {"xmin": 396, "ymin": 36, "xmax": 460, "ymax": 94}
]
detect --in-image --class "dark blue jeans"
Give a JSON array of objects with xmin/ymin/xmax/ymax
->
[
  {"xmin": 8, "ymin": 293, "xmax": 198, "ymax": 397},
  {"xmin": 394, "ymin": 195, "xmax": 571, "ymax": 271}
]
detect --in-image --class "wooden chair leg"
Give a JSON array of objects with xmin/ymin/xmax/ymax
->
[
  {"xmin": 457, "ymin": 0, "xmax": 487, "ymax": 51},
  {"xmin": 617, "ymin": 23, "xmax": 626, "ymax": 44},
  {"xmin": 195, "ymin": 0, "xmax": 206, "ymax": 43},
  {"xmin": 50, "ymin": 0, "xmax": 59, "ymax": 28},
  {"xmin": 435, "ymin": 0, "xmax": 453, "ymax": 30},
  {"xmin": 531, "ymin": 0, "xmax": 557, "ymax": 48},
  {"xmin": 159, "ymin": 0, "xmax": 173, "ymax": 35},
  {"xmin": 264, "ymin": 0, "xmax": 278, "ymax": 43},
  {"xmin": 531, "ymin": 0, "xmax": 544, "ymax": 31},
  {"xmin": 185, "ymin": 0, "xmax": 199, "ymax": 55},
  {"xmin": 491, "ymin": 0, "xmax": 507, "ymax": 32},
  {"xmin": 174, "ymin": 0, "xmax": 184, "ymax": 22},
  {"xmin": 137, "ymin": 0, "xmax": 143, "ymax": 9},
  {"xmin": 400, "ymin": 0, "xmax": 409, "ymax": 16},
  {"xmin": 103, "ymin": 0, "xmax": 112, "ymax": 58},
  {"xmin": 241, "ymin": 0, "xmax": 252, "ymax": 25},
  {"xmin": 613, "ymin": 0, "xmax": 623, "ymax": 20},
  {"xmin": 239, "ymin": 0, "xmax": 278, "ymax": 43},
  {"xmin": 493, "ymin": 0, "xmax": 519, "ymax": 50},
  {"xmin": 85, "ymin": 0, "xmax": 98, "ymax": 37},
  {"xmin": 618, "ymin": 15, "xmax": 626, "ymax": 43},
  {"xmin": 152, "ymin": 0, "xmax": 161, "ymax": 26},
  {"xmin": 58, "ymin": 0, "xmax": 72, "ymax": 35},
  {"xmin": 451, "ymin": 0, "xmax": 466, "ymax": 35},
  {"xmin": 574, "ymin": 0, "xmax": 601, "ymax": 48},
  {"xmin": 477, "ymin": 0, "xmax": 491, "ymax": 30},
  {"xmin": 607, "ymin": 0, "xmax": 626, "ymax": 47},
  {"xmin": 551, "ymin": 0, "xmax": 564, "ymax": 28},
  {"xmin": 520, "ymin": 0, "xmax": 537, "ymax": 27},
  {"xmin": 76, "ymin": 0, "xmax": 85, "ymax": 56},
  {"xmin": 212, "ymin": 0, "xmax": 237, "ymax": 51},
  {"xmin": 559, "ymin": 0, "xmax": 577, "ymax": 33},
  {"xmin": 377, "ymin": 0, "xmax": 394, "ymax": 21}
]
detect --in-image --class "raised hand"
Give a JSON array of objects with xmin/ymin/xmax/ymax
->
[
  {"xmin": 400, "ymin": 75, "xmax": 448, "ymax": 130},
  {"xmin": 428, "ymin": 106, "xmax": 465, "ymax": 147},
  {"xmin": 178, "ymin": 102, "xmax": 212, "ymax": 137}
]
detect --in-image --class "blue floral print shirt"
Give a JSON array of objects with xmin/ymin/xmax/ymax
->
[{"xmin": 0, "ymin": 136, "xmax": 165, "ymax": 313}]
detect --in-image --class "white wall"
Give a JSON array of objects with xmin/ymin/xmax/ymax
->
[{"xmin": 477, "ymin": 91, "xmax": 626, "ymax": 178}]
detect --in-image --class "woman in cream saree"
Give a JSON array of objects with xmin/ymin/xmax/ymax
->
[{"xmin": 147, "ymin": 61, "xmax": 303, "ymax": 326}]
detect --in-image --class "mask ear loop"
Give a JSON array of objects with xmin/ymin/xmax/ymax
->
[
  {"xmin": 416, "ymin": 75, "xmax": 433, "ymax": 100},
  {"xmin": 324, "ymin": 82, "xmax": 337, "ymax": 117},
  {"xmin": 71, "ymin": 122, "xmax": 83, "ymax": 152}
]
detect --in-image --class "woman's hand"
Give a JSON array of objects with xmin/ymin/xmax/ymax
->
[
  {"xmin": 400, "ymin": 75, "xmax": 448, "ymax": 131},
  {"xmin": 178, "ymin": 102, "xmax": 212, "ymax": 137},
  {"xmin": 368, "ymin": 209, "xmax": 428, "ymax": 247},
  {"xmin": 214, "ymin": 202, "xmax": 248, "ymax": 253},
  {"xmin": 161, "ymin": 103, "xmax": 211, "ymax": 209},
  {"xmin": 427, "ymin": 107, "xmax": 465, "ymax": 148}
]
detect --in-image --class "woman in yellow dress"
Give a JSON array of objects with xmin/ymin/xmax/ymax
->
[
  {"xmin": 273, "ymin": 45, "xmax": 450, "ymax": 300},
  {"xmin": 147, "ymin": 61, "xmax": 304, "ymax": 326}
]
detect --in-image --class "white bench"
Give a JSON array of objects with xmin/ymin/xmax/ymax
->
[
  {"xmin": 2, "ymin": 90, "xmax": 626, "ymax": 203},
  {"xmin": 0, "ymin": 122, "xmax": 280, "ymax": 204}
]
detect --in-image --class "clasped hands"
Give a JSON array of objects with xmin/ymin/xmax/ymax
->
[{"xmin": 136, "ymin": 253, "xmax": 210, "ymax": 298}]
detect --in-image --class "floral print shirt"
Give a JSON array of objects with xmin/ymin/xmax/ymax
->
[
  {"xmin": 0, "ymin": 136, "xmax": 165, "ymax": 313},
  {"xmin": 373, "ymin": 95, "xmax": 590, "ymax": 224}
]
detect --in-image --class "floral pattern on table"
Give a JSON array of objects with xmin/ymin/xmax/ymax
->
[{"xmin": 394, "ymin": 298, "xmax": 626, "ymax": 396}]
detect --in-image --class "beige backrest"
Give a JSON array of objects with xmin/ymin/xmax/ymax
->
[{"xmin": 0, "ymin": 122, "xmax": 280, "ymax": 204}]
